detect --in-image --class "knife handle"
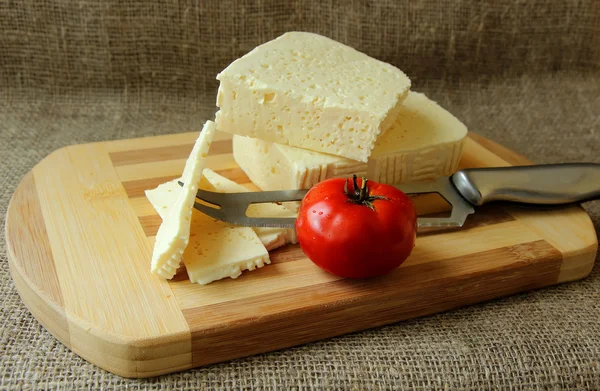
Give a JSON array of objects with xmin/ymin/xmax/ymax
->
[{"xmin": 451, "ymin": 163, "xmax": 600, "ymax": 206}]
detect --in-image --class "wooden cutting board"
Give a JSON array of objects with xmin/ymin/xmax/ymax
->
[{"xmin": 6, "ymin": 131, "xmax": 597, "ymax": 378}]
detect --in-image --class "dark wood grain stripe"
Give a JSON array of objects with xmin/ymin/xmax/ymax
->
[
  {"xmin": 269, "ymin": 244, "xmax": 305, "ymax": 263},
  {"xmin": 139, "ymin": 215, "xmax": 162, "ymax": 237},
  {"xmin": 6, "ymin": 172, "xmax": 65, "ymax": 307},
  {"xmin": 184, "ymin": 240, "xmax": 561, "ymax": 367},
  {"xmin": 123, "ymin": 175, "xmax": 179, "ymax": 198},
  {"xmin": 171, "ymin": 266, "xmax": 190, "ymax": 282},
  {"xmin": 213, "ymin": 166, "xmax": 251, "ymax": 185},
  {"xmin": 123, "ymin": 167, "xmax": 249, "ymax": 200},
  {"xmin": 109, "ymin": 139, "xmax": 232, "ymax": 167},
  {"xmin": 110, "ymin": 144, "xmax": 194, "ymax": 166}
]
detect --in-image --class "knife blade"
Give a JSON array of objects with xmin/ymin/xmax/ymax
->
[{"xmin": 182, "ymin": 163, "xmax": 600, "ymax": 231}]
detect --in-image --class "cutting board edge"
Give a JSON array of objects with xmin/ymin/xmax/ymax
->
[
  {"xmin": 183, "ymin": 238, "xmax": 565, "ymax": 368},
  {"xmin": 5, "ymin": 172, "xmax": 194, "ymax": 378},
  {"xmin": 8, "ymin": 258, "xmax": 193, "ymax": 378},
  {"xmin": 5, "ymin": 131, "xmax": 598, "ymax": 379}
]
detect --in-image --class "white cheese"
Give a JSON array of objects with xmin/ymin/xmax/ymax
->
[
  {"xmin": 201, "ymin": 168, "xmax": 298, "ymax": 251},
  {"xmin": 215, "ymin": 31, "xmax": 411, "ymax": 162},
  {"xmin": 146, "ymin": 177, "xmax": 270, "ymax": 285},
  {"xmin": 145, "ymin": 179, "xmax": 183, "ymax": 220},
  {"xmin": 233, "ymin": 91, "xmax": 468, "ymax": 191},
  {"xmin": 147, "ymin": 169, "xmax": 297, "ymax": 251},
  {"xmin": 183, "ymin": 210, "xmax": 270, "ymax": 286},
  {"xmin": 149, "ymin": 120, "xmax": 216, "ymax": 279}
]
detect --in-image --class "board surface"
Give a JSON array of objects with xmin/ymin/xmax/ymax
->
[{"xmin": 6, "ymin": 131, "xmax": 597, "ymax": 378}]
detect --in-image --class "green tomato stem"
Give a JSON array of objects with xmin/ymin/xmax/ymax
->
[{"xmin": 344, "ymin": 174, "xmax": 389, "ymax": 211}]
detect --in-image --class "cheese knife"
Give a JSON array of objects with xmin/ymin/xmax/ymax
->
[{"xmin": 182, "ymin": 163, "xmax": 600, "ymax": 231}]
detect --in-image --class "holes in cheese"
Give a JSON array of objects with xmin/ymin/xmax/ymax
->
[
  {"xmin": 145, "ymin": 168, "xmax": 298, "ymax": 285},
  {"xmin": 233, "ymin": 91, "xmax": 467, "ymax": 193},
  {"xmin": 146, "ymin": 174, "xmax": 271, "ymax": 285},
  {"xmin": 215, "ymin": 31, "xmax": 411, "ymax": 162}
]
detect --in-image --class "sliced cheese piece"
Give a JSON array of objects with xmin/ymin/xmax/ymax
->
[
  {"xmin": 146, "ymin": 170, "xmax": 297, "ymax": 251},
  {"xmin": 149, "ymin": 120, "xmax": 216, "ymax": 279},
  {"xmin": 233, "ymin": 91, "xmax": 467, "ymax": 192},
  {"xmin": 146, "ymin": 177, "xmax": 270, "ymax": 285},
  {"xmin": 183, "ymin": 209, "xmax": 270, "ymax": 285},
  {"xmin": 215, "ymin": 31, "xmax": 411, "ymax": 162},
  {"xmin": 201, "ymin": 168, "xmax": 297, "ymax": 251},
  {"xmin": 146, "ymin": 180, "xmax": 183, "ymax": 220}
]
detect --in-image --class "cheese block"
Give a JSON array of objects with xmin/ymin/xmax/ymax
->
[
  {"xmin": 201, "ymin": 169, "xmax": 298, "ymax": 251},
  {"xmin": 149, "ymin": 120, "xmax": 216, "ymax": 279},
  {"xmin": 146, "ymin": 178, "xmax": 270, "ymax": 285},
  {"xmin": 215, "ymin": 31, "xmax": 411, "ymax": 162},
  {"xmin": 233, "ymin": 91, "xmax": 467, "ymax": 191}
]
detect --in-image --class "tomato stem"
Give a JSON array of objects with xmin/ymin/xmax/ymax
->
[{"xmin": 344, "ymin": 174, "xmax": 388, "ymax": 210}]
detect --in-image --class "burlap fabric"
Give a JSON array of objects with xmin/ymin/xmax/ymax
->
[{"xmin": 1, "ymin": 1, "xmax": 599, "ymax": 389}]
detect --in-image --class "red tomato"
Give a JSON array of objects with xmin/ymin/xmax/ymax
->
[{"xmin": 295, "ymin": 175, "xmax": 417, "ymax": 279}]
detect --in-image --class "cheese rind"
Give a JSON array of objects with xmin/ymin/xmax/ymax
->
[
  {"xmin": 146, "ymin": 177, "xmax": 271, "ymax": 285},
  {"xmin": 149, "ymin": 120, "xmax": 216, "ymax": 279},
  {"xmin": 215, "ymin": 31, "xmax": 411, "ymax": 162},
  {"xmin": 201, "ymin": 169, "xmax": 298, "ymax": 251},
  {"xmin": 233, "ymin": 91, "xmax": 467, "ymax": 191}
]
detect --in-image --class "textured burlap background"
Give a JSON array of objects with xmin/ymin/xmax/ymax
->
[{"xmin": 1, "ymin": 1, "xmax": 599, "ymax": 389}]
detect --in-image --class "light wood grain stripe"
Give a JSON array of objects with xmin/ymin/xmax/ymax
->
[
  {"xmin": 184, "ymin": 240, "xmax": 562, "ymax": 366},
  {"xmin": 5, "ymin": 172, "xmax": 65, "ymax": 307},
  {"xmin": 128, "ymin": 196, "xmax": 157, "ymax": 216},
  {"xmin": 33, "ymin": 144, "xmax": 190, "ymax": 343},
  {"xmin": 168, "ymin": 220, "xmax": 541, "ymax": 310},
  {"xmin": 468, "ymin": 132, "xmax": 533, "ymax": 166}
]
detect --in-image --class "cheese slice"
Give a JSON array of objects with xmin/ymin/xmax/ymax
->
[
  {"xmin": 201, "ymin": 168, "xmax": 298, "ymax": 251},
  {"xmin": 149, "ymin": 120, "xmax": 216, "ymax": 279},
  {"xmin": 233, "ymin": 91, "xmax": 467, "ymax": 191},
  {"xmin": 147, "ymin": 169, "xmax": 297, "ymax": 251},
  {"xmin": 146, "ymin": 178, "xmax": 270, "ymax": 285},
  {"xmin": 215, "ymin": 31, "xmax": 411, "ymax": 162}
]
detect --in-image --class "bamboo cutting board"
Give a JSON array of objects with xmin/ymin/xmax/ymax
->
[{"xmin": 6, "ymin": 131, "xmax": 597, "ymax": 378}]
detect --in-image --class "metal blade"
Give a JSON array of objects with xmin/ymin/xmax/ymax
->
[
  {"xmin": 182, "ymin": 176, "xmax": 476, "ymax": 230},
  {"xmin": 394, "ymin": 177, "xmax": 476, "ymax": 230},
  {"xmin": 193, "ymin": 201, "xmax": 297, "ymax": 228}
]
